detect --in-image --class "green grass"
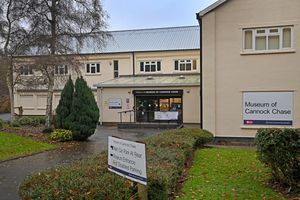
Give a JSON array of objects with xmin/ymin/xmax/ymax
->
[
  {"xmin": 178, "ymin": 148, "xmax": 285, "ymax": 200},
  {"xmin": 0, "ymin": 132, "xmax": 56, "ymax": 161}
]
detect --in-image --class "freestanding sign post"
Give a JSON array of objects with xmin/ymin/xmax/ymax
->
[{"xmin": 108, "ymin": 136, "xmax": 148, "ymax": 199}]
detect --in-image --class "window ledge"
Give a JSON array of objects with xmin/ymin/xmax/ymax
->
[
  {"xmin": 23, "ymin": 107, "xmax": 35, "ymax": 110},
  {"xmin": 241, "ymin": 49, "xmax": 296, "ymax": 55},
  {"xmin": 85, "ymin": 73, "xmax": 102, "ymax": 76}
]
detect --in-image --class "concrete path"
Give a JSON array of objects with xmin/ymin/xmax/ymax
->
[
  {"xmin": 0, "ymin": 126, "xmax": 162, "ymax": 200},
  {"xmin": 0, "ymin": 113, "xmax": 10, "ymax": 123}
]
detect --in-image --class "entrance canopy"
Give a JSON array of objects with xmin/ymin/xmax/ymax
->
[{"xmin": 95, "ymin": 74, "xmax": 200, "ymax": 88}]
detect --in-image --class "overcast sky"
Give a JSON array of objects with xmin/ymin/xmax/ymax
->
[{"xmin": 102, "ymin": 0, "xmax": 218, "ymax": 31}]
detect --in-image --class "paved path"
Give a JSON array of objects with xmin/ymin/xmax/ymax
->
[
  {"xmin": 0, "ymin": 113, "xmax": 10, "ymax": 123},
  {"xmin": 0, "ymin": 126, "xmax": 162, "ymax": 200}
]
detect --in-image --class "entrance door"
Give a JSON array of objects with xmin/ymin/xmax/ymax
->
[{"xmin": 136, "ymin": 97, "xmax": 159, "ymax": 122}]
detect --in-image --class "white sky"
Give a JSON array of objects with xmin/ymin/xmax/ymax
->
[{"xmin": 102, "ymin": 0, "xmax": 218, "ymax": 30}]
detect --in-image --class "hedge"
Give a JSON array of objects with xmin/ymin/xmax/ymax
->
[
  {"xmin": 255, "ymin": 128, "xmax": 300, "ymax": 191},
  {"xmin": 19, "ymin": 128, "xmax": 213, "ymax": 199},
  {"xmin": 11, "ymin": 116, "xmax": 46, "ymax": 127}
]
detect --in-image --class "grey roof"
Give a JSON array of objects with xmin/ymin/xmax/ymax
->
[
  {"xmin": 81, "ymin": 26, "xmax": 200, "ymax": 54},
  {"xmin": 95, "ymin": 74, "xmax": 200, "ymax": 88},
  {"xmin": 197, "ymin": 0, "xmax": 228, "ymax": 17}
]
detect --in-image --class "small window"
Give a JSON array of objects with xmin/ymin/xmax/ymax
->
[
  {"xmin": 174, "ymin": 60, "xmax": 197, "ymax": 71},
  {"xmin": 174, "ymin": 61, "xmax": 179, "ymax": 70},
  {"xmin": 243, "ymin": 26, "xmax": 293, "ymax": 52},
  {"xmin": 140, "ymin": 61, "xmax": 161, "ymax": 73},
  {"xmin": 86, "ymin": 63, "xmax": 100, "ymax": 74},
  {"xmin": 113, "ymin": 60, "xmax": 119, "ymax": 78},
  {"xmin": 244, "ymin": 30, "xmax": 253, "ymax": 50},
  {"xmin": 55, "ymin": 65, "xmax": 68, "ymax": 75},
  {"xmin": 20, "ymin": 66, "xmax": 33, "ymax": 76}
]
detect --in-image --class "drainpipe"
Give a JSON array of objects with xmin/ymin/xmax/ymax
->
[
  {"xmin": 196, "ymin": 13, "xmax": 203, "ymax": 129},
  {"xmin": 99, "ymin": 87, "xmax": 103, "ymax": 125},
  {"xmin": 132, "ymin": 52, "xmax": 136, "ymax": 76}
]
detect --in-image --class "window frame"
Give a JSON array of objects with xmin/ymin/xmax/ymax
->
[
  {"xmin": 20, "ymin": 65, "xmax": 33, "ymax": 76},
  {"xmin": 139, "ymin": 61, "xmax": 161, "ymax": 73},
  {"xmin": 113, "ymin": 60, "xmax": 119, "ymax": 78},
  {"xmin": 55, "ymin": 65, "xmax": 68, "ymax": 76},
  {"xmin": 174, "ymin": 59, "xmax": 197, "ymax": 71},
  {"xmin": 242, "ymin": 26, "xmax": 294, "ymax": 53},
  {"xmin": 85, "ymin": 63, "xmax": 100, "ymax": 74}
]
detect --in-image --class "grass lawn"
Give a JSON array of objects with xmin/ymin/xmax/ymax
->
[
  {"xmin": 178, "ymin": 148, "xmax": 285, "ymax": 200},
  {"xmin": 0, "ymin": 132, "xmax": 56, "ymax": 161}
]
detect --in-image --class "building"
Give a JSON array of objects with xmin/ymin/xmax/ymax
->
[
  {"xmin": 14, "ymin": 26, "xmax": 201, "ymax": 126},
  {"xmin": 197, "ymin": 0, "xmax": 300, "ymax": 138}
]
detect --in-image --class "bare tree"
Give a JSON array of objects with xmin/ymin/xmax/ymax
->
[
  {"xmin": 0, "ymin": 0, "xmax": 36, "ymax": 121},
  {"xmin": 27, "ymin": 0, "xmax": 109, "ymax": 128}
]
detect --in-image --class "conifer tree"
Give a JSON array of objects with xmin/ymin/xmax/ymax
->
[
  {"xmin": 55, "ymin": 76, "xmax": 74, "ymax": 129},
  {"xmin": 68, "ymin": 77, "xmax": 99, "ymax": 141}
]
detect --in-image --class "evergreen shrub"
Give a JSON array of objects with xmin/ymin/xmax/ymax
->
[
  {"xmin": 256, "ymin": 128, "xmax": 300, "ymax": 190},
  {"xmin": 67, "ymin": 77, "xmax": 99, "ymax": 141},
  {"xmin": 55, "ymin": 76, "xmax": 74, "ymax": 129}
]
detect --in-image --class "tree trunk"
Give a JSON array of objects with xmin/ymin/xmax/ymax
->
[
  {"xmin": 45, "ymin": 70, "xmax": 54, "ymax": 128},
  {"xmin": 6, "ymin": 64, "xmax": 15, "ymax": 122}
]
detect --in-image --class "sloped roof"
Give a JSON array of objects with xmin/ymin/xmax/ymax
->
[
  {"xmin": 95, "ymin": 74, "xmax": 200, "ymax": 88},
  {"xmin": 81, "ymin": 26, "xmax": 200, "ymax": 54},
  {"xmin": 197, "ymin": 0, "xmax": 228, "ymax": 17}
]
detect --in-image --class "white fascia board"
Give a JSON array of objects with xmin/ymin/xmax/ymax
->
[{"xmin": 197, "ymin": 0, "xmax": 228, "ymax": 17}]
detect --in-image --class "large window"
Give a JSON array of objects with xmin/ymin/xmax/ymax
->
[
  {"xmin": 174, "ymin": 60, "xmax": 197, "ymax": 71},
  {"xmin": 20, "ymin": 66, "xmax": 33, "ymax": 76},
  {"xmin": 140, "ymin": 61, "xmax": 161, "ymax": 73},
  {"xmin": 55, "ymin": 65, "xmax": 68, "ymax": 75},
  {"xmin": 86, "ymin": 63, "xmax": 100, "ymax": 74},
  {"xmin": 243, "ymin": 26, "xmax": 293, "ymax": 52}
]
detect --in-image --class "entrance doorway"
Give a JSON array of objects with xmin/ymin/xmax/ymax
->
[{"xmin": 135, "ymin": 96, "xmax": 183, "ymax": 123}]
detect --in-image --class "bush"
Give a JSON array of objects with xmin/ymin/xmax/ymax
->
[
  {"xmin": 55, "ymin": 76, "xmax": 74, "ymax": 129},
  {"xmin": 0, "ymin": 119, "xmax": 4, "ymax": 129},
  {"xmin": 256, "ymin": 128, "xmax": 300, "ymax": 190},
  {"xmin": 50, "ymin": 129, "xmax": 73, "ymax": 142},
  {"xmin": 19, "ymin": 128, "xmax": 213, "ymax": 199},
  {"xmin": 67, "ymin": 77, "xmax": 99, "ymax": 141},
  {"xmin": 11, "ymin": 116, "xmax": 46, "ymax": 127}
]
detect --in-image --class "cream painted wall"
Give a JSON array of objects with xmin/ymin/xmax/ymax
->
[
  {"xmin": 15, "ymin": 50, "xmax": 200, "ymax": 118},
  {"xmin": 79, "ymin": 53, "xmax": 133, "ymax": 88},
  {"xmin": 134, "ymin": 50, "xmax": 200, "ymax": 75},
  {"xmin": 99, "ymin": 86, "xmax": 200, "ymax": 124},
  {"xmin": 202, "ymin": 0, "xmax": 300, "ymax": 137},
  {"xmin": 15, "ymin": 91, "xmax": 97, "ymax": 116}
]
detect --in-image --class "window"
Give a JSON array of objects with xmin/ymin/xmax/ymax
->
[
  {"xmin": 174, "ymin": 60, "xmax": 197, "ymax": 71},
  {"xmin": 86, "ymin": 63, "xmax": 100, "ymax": 74},
  {"xmin": 55, "ymin": 65, "xmax": 68, "ymax": 75},
  {"xmin": 20, "ymin": 66, "xmax": 33, "ymax": 76},
  {"xmin": 140, "ymin": 61, "xmax": 161, "ymax": 73},
  {"xmin": 113, "ymin": 60, "xmax": 119, "ymax": 78},
  {"xmin": 243, "ymin": 26, "xmax": 293, "ymax": 52}
]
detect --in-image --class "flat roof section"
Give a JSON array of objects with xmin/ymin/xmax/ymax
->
[{"xmin": 95, "ymin": 74, "xmax": 200, "ymax": 88}]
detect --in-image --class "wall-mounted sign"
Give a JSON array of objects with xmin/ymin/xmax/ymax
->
[
  {"xmin": 109, "ymin": 98, "xmax": 122, "ymax": 109},
  {"xmin": 108, "ymin": 136, "xmax": 147, "ymax": 185},
  {"xmin": 154, "ymin": 111, "xmax": 179, "ymax": 120},
  {"xmin": 243, "ymin": 92, "xmax": 293, "ymax": 126},
  {"xmin": 133, "ymin": 90, "xmax": 183, "ymax": 95}
]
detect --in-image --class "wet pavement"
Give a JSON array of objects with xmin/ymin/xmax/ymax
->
[
  {"xmin": 0, "ymin": 126, "xmax": 162, "ymax": 200},
  {"xmin": 0, "ymin": 113, "xmax": 10, "ymax": 123}
]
